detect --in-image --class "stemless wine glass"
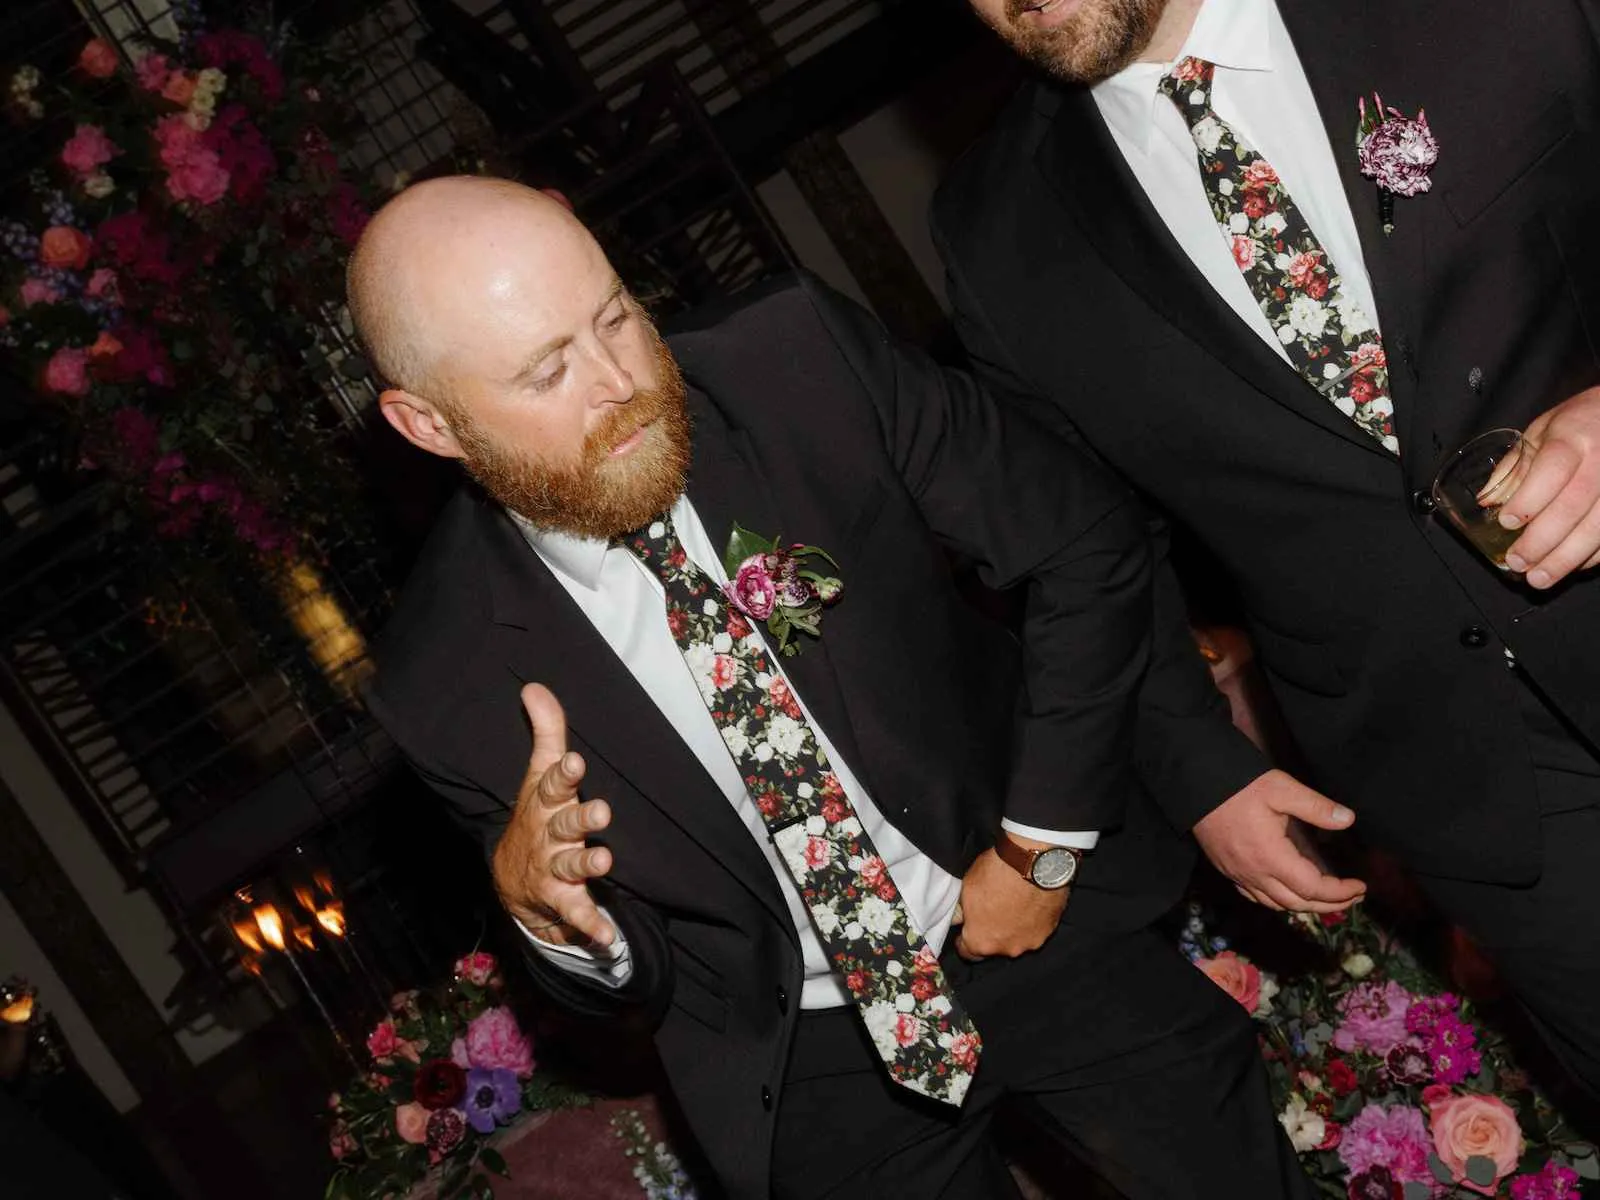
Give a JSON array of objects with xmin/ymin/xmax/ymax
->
[{"xmin": 1430, "ymin": 428, "xmax": 1534, "ymax": 571}]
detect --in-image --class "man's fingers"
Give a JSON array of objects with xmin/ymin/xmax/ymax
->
[
  {"xmin": 544, "ymin": 798, "xmax": 611, "ymax": 843},
  {"xmin": 1500, "ymin": 439, "xmax": 1582, "ymax": 535},
  {"xmin": 1518, "ymin": 499, "xmax": 1600, "ymax": 588},
  {"xmin": 953, "ymin": 931, "xmax": 983, "ymax": 962},
  {"xmin": 558, "ymin": 899, "xmax": 616, "ymax": 948},
  {"xmin": 521, "ymin": 682, "xmax": 571, "ymax": 782},
  {"xmin": 548, "ymin": 845, "xmax": 612, "ymax": 885},
  {"xmin": 1278, "ymin": 857, "xmax": 1368, "ymax": 906},
  {"xmin": 534, "ymin": 752, "xmax": 586, "ymax": 809},
  {"xmin": 1273, "ymin": 787, "xmax": 1355, "ymax": 831}
]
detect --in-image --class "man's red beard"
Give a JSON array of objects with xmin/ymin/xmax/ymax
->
[
  {"xmin": 455, "ymin": 328, "xmax": 692, "ymax": 539},
  {"xmin": 994, "ymin": 0, "xmax": 1164, "ymax": 85}
]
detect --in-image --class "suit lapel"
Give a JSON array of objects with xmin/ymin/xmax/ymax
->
[
  {"xmin": 480, "ymin": 497, "xmax": 792, "ymax": 930},
  {"xmin": 1276, "ymin": 0, "xmax": 1430, "ymax": 474},
  {"xmin": 683, "ymin": 391, "xmax": 882, "ymax": 805}
]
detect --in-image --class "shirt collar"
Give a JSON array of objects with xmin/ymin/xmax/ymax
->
[
  {"xmin": 508, "ymin": 493, "xmax": 693, "ymax": 592},
  {"xmin": 1091, "ymin": 0, "xmax": 1275, "ymax": 155}
]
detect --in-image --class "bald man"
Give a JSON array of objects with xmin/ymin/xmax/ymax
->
[{"xmin": 357, "ymin": 178, "xmax": 1308, "ymax": 1199}]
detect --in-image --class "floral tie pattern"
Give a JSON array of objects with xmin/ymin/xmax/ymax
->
[
  {"xmin": 622, "ymin": 514, "xmax": 981, "ymax": 1107},
  {"xmin": 1160, "ymin": 58, "xmax": 1399, "ymax": 455}
]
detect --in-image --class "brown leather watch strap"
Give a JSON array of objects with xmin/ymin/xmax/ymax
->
[{"xmin": 993, "ymin": 831, "xmax": 1041, "ymax": 879}]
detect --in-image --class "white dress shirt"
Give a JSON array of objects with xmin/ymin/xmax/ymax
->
[
  {"xmin": 514, "ymin": 494, "xmax": 1095, "ymax": 1009},
  {"xmin": 1091, "ymin": 0, "xmax": 1382, "ymax": 361}
]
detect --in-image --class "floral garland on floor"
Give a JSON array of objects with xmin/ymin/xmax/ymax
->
[{"xmin": 1184, "ymin": 904, "xmax": 1596, "ymax": 1199}]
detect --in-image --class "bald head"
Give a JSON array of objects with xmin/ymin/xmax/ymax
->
[{"xmin": 346, "ymin": 176, "xmax": 598, "ymax": 398}]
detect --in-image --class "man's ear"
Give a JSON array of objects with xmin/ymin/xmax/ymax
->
[{"xmin": 379, "ymin": 388, "xmax": 465, "ymax": 460}]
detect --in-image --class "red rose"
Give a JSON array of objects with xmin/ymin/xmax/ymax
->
[
  {"xmin": 911, "ymin": 976, "xmax": 939, "ymax": 1002},
  {"xmin": 1242, "ymin": 161, "xmax": 1280, "ymax": 189},
  {"xmin": 726, "ymin": 612, "xmax": 751, "ymax": 639},
  {"xmin": 858, "ymin": 856, "xmax": 888, "ymax": 888},
  {"xmin": 1306, "ymin": 275, "xmax": 1330, "ymax": 300},
  {"xmin": 1349, "ymin": 375, "xmax": 1378, "ymax": 406},
  {"xmin": 876, "ymin": 878, "xmax": 898, "ymax": 901},
  {"xmin": 845, "ymin": 970, "xmax": 868, "ymax": 996},
  {"xmin": 1318, "ymin": 1121, "xmax": 1342, "ymax": 1152},
  {"xmin": 1243, "ymin": 193, "xmax": 1270, "ymax": 220},
  {"xmin": 1230, "ymin": 235, "xmax": 1256, "ymax": 271},
  {"xmin": 413, "ymin": 1059, "xmax": 467, "ymax": 1110},
  {"xmin": 1287, "ymin": 250, "xmax": 1323, "ymax": 290},
  {"xmin": 820, "ymin": 795, "xmax": 849, "ymax": 824},
  {"xmin": 710, "ymin": 654, "xmax": 738, "ymax": 691},
  {"xmin": 1325, "ymin": 1057, "xmax": 1359, "ymax": 1096}
]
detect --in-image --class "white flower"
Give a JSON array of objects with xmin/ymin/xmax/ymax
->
[
  {"xmin": 836, "ymin": 817, "xmax": 862, "ymax": 838},
  {"xmin": 1278, "ymin": 324, "xmax": 1299, "ymax": 346},
  {"xmin": 1341, "ymin": 952, "xmax": 1375, "ymax": 979},
  {"xmin": 754, "ymin": 672, "xmax": 773, "ymax": 689},
  {"xmin": 196, "ymin": 67, "xmax": 226, "ymax": 94},
  {"xmin": 83, "ymin": 173, "xmax": 115, "ymax": 199},
  {"xmin": 754, "ymin": 742, "xmax": 774, "ymax": 763},
  {"xmin": 1190, "ymin": 89, "xmax": 1207, "ymax": 107},
  {"xmin": 1332, "ymin": 288, "xmax": 1375, "ymax": 336},
  {"xmin": 721, "ymin": 722, "xmax": 750, "ymax": 758},
  {"xmin": 805, "ymin": 815, "xmax": 826, "ymax": 835},
  {"xmin": 1278, "ymin": 1094, "xmax": 1327, "ymax": 1153},
  {"xmin": 927, "ymin": 995, "xmax": 952, "ymax": 1015},
  {"xmin": 857, "ymin": 895, "xmax": 897, "ymax": 937},
  {"xmin": 1287, "ymin": 295, "xmax": 1330, "ymax": 340},
  {"xmin": 682, "ymin": 643, "xmax": 717, "ymax": 700},
  {"xmin": 773, "ymin": 824, "xmax": 810, "ymax": 875},
  {"xmin": 12, "ymin": 65, "xmax": 40, "ymax": 92},
  {"xmin": 1332, "ymin": 394, "xmax": 1357, "ymax": 416},
  {"xmin": 862, "ymin": 1001, "xmax": 901, "ymax": 1059},
  {"xmin": 844, "ymin": 921, "xmax": 864, "ymax": 941},
  {"xmin": 1322, "ymin": 362, "xmax": 1342, "ymax": 380},
  {"xmin": 182, "ymin": 110, "xmax": 212, "ymax": 132},
  {"xmin": 1274, "ymin": 252, "xmax": 1294, "ymax": 271},
  {"xmin": 701, "ymin": 598, "xmax": 720, "ymax": 617},
  {"xmin": 810, "ymin": 904, "xmax": 840, "ymax": 937},
  {"xmin": 1190, "ymin": 116, "xmax": 1225, "ymax": 155},
  {"xmin": 885, "ymin": 960, "xmax": 904, "ymax": 977},
  {"xmin": 1256, "ymin": 974, "xmax": 1280, "ymax": 1017},
  {"xmin": 765, "ymin": 714, "xmax": 806, "ymax": 758},
  {"xmin": 648, "ymin": 521, "xmax": 665, "ymax": 538},
  {"xmin": 894, "ymin": 992, "xmax": 916, "ymax": 1013},
  {"xmin": 796, "ymin": 782, "xmax": 814, "ymax": 799},
  {"xmin": 1217, "ymin": 178, "xmax": 1234, "ymax": 195},
  {"xmin": 1381, "ymin": 434, "xmax": 1400, "ymax": 454},
  {"xmin": 712, "ymin": 632, "xmax": 732, "ymax": 653},
  {"xmin": 1261, "ymin": 212, "xmax": 1288, "ymax": 235},
  {"xmin": 1228, "ymin": 212, "xmax": 1250, "ymax": 234}
]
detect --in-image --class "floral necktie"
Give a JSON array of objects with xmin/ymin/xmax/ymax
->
[
  {"xmin": 621, "ymin": 513, "xmax": 981, "ymax": 1107},
  {"xmin": 1160, "ymin": 57, "xmax": 1399, "ymax": 455}
]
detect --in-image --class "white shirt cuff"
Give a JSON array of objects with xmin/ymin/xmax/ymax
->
[
  {"xmin": 514, "ymin": 908, "xmax": 633, "ymax": 987},
  {"xmin": 999, "ymin": 819, "xmax": 1100, "ymax": 851}
]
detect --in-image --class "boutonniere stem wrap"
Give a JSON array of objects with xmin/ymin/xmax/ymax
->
[
  {"xmin": 721, "ymin": 522, "xmax": 843, "ymax": 656},
  {"xmin": 1356, "ymin": 93, "xmax": 1439, "ymax": 235}
]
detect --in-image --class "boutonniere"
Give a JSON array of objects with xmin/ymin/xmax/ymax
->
[
  {"xmin": 721, "ymin": 522, "xmax": 843, "ymax": 656},
  {"xmin": 1355, "ymin": 92, "xmax": 1439, "ymax": 235}
]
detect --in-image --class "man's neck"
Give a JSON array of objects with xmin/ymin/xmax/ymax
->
[{"xmin": 1137, "ymin": 0, "xmax": 1204, "ymax": 63}]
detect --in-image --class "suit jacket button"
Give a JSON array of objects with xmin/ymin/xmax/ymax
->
[
  {"xmin": 775, "ymin": 986, "xmax": 788, "ymax": 1014},
  {"xmin": 761, "ymin": 1085, "xmax": 773, "ymax": 1111},
  {"xmin": 1411, "ymin": 489, "xmax": 1436, "ymax": 515},
  {"xmin": 1460, "ymin": 625, "xmax": 1489, "ymax": 648}
]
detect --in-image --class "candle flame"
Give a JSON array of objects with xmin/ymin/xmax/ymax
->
[
  {"xmin": 315, "ymin": 907, "xmax": 346, "ymax": 938},
  {"xmin": 1, "ymin": 995, "xmax": 33, "ymax": 1024},
  {"xmin": 292, "ymin": 925, "xmax": 316, "ymax": 951},
  {"xmin": 240, "ymin": 954, "xmax": 263, "ymax": 978},
  {"xmin": 313, "ymin": 868, "xmax": 335, "ymax": 896},
  {"xmin": 233, "ymin": 920, "xmax": 263, "ymax": 954},
  {"xmin": 293, "ymin": 885, "xmax": 317, "ymax": 913},
  {"xmin": 254, "ymin": 904, "xmax": 286, "ymax": 951}
]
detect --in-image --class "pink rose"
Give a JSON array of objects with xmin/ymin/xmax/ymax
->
[
  {"xmin": 1173, "ymin": 58, "xmax": 1209, "ymax": 82},
  {"xmin": 39, "ymin": 226, "xmax": 92, "ymax": 270},
  {"xmin": 893, "ymin": 1013, "xmax": 924, "ymax": 1048},
  {"xmin": 394, "ymin": 1101, "xmax": 429, "ymax": 1145},
  {"xmin": 453, "ymin": 951, "xmax": 498, "ymax": 986},
  {"xmin": 768, "ymin": 677, "xmax": 802, "ymax": 718},
  {"xmin": 366, "ymin": 1020, "xmax": 402, "ymax": 1062},
  {"xmin": 44, "ymin": 347, "xmax": 90, "ymax": 396},
  {"xmin": 1429, "ymin": 1094, "xmax": 1522, "ymax": 1195},
  {"xmin": 726, "ymin": 557, "xmax": 777, "ymax": 620},
  {"xmin": 463, "ymin": 1006, "xmax": 535, "ymax": 1078},
  {"xmin": 78, "ymin": 39, "xmax": 119, "ymax": 79},
  {"xmin": 710, "ymin": 654, "xmax": 738, "ymax": 691},
  {"xmin": 61, "ymin": 125, "xmax": 120, "ymax": 176},
  {"xmin": 1287, "ymin": 250, "xmax": 1323, "ymax": 290},
  {"xmin": 948, "ymin": 1031, "xmax": 981, "ymax": 1071},
  {"xmin": 1242, "ymin": 160, "xmax": 1280, "ymax": 189},
  {"xmin": 1195, "ymin": 950, "xmax": 1261, "ymax": 1015},
  {"xmin": 802, "ymin": 836, "xmax": 832, "ymax": 871},
  {"xmin": 135, "ymin": 52, "xmax": 171, "ymax": 93},
  {"xmin": 859, "ymin": 856, "xmax": 888, "ymax": 889},
  {"xmin": 19, "ymin": 277, "xmax": 60, "ymax": 308},
  {"xmin": 1230, "ymin": 235, "xmax": 1256, "ymax": 271}
]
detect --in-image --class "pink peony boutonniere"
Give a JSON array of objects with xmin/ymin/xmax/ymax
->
[
  {"xmin": 721, "ymin": 523, "xmax": 843, "ymax": 656},
  {"xmin": 1356, "ymin": 93, "xmax": 1440, "ymax": 235}
]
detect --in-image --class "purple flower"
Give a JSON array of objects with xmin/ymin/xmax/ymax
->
[
  {"xmin": 461, "ymin": 1067, "xmax": 520, "ymax": 1134},
  {"xmin": 1346, "ymin": 1167, "xmax": 1403, "ymax": 1200},
  {"xmin": 774, "ymin": 557, "xmax": 815, "ymax": 609},
  {"xmin": 1425, "ymin": 1014, "xmax": 1481, "ymax": 1085},
  {"xmin": 1333, "ymin": 980, "xmax": 1415, "ymax": 1056},
  {"xmin": 1357, "ymin": 100, "xmax": 1439, "ymax": 198},
  {"xmin": 1337, "ymin": 1103, "xmax": 1432, "ymax": 1185},
  {"xmin": 725, "ymin": 556, "xmax": 777, "ymax": 620},
  {"xmin": 1383, "ymin": 1041, "xmax": 1432, "ymax": 1085},
  {"xmin": 1510, "ymin": 1160, "xmax": 1582, "ymax": 1200}
]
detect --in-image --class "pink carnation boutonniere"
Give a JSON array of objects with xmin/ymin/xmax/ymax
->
[
  {"xmin": 1356, "ymin": 93, "xmax": 1440, "ymax": 235},
  {"xmin": 721, "ymin": 522, "xmax": 843, "ymax": 656}
]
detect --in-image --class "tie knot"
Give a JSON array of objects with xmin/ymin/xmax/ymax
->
[
  {"xmin": 1158, "ymin": 57, "xmax": 1216, "ymax": 124},
  {"xmin": 619, "ymin": 513, "xmax": 685, "ymax": 583}
]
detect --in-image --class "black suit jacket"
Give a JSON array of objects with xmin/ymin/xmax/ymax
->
[
  {"xmin": 365, "ymin": 275, "xmax": 1221, "ymax": 1196},
  {"xmin": 933, "ymin": 0, "xmax": 1600, "ymax": 884}
]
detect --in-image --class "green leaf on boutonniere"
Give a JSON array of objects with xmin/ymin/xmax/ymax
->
[{"xmin": 722, "ymin": 522, "xmax": 776, "ymax": 577}]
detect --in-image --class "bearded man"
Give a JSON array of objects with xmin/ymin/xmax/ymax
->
[
  {"xmin": 354, "ymin": 177, "xmax": 1309, "ymax": 1198},
  {"xmin": 934, "ymin": 0, "xmax": 1600, "ymax": 1100}
]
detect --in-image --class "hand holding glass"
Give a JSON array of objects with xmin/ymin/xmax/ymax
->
[{"xmin": 1430, "ymin": 428, "xmax": 1534, "ymax": 572}]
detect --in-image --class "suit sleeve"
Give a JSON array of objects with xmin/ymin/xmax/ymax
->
[
  {"xmin": 802, "ymin": 277, "xmax": 1151, "ymax": 831},
  {"xmin": 934, "ymin": 247, "xmax": 1270, "ymax": 831}
]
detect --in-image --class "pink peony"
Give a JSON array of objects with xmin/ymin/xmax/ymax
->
[
  {"xmin": 453, "ymin": 951, "xmax": 499, "ymax": 986},
  {"xmin": 1429, "ymin": 1094, "xmax": 1522, "ymax": 1195},
  {"xmin": 154, "ymin": 114, "xmax": 230, "ymax": 206},
  {"xmin": 19, "ymin": 277, "xmax": 61, "ymax": 308},
  {"xmin": 77, "ymin": 39, "xmax": 119, "ymax": 79},
  {"xmin": 394, "ymin": 1101, "xmax": 429, "ymax": 1146},
  {"xmin": 1333, "ymin": 980, "xmax": 1415, "ymax": 1056},
  {"xmin": 1338, "ymin": 1103, "xmax": 1433, "ymax": 1184},
  {"xmin": 463, "ymin": 1006, "xmax": 534, "ymax": 1078},
  {"xmin": 61, "ymin": 125, "xmax": 120, "ymax": 176},
  {"xmin": 726, "ymin": 557, "xmax": 777, "ymax": 620},
  {"xmin": 1195, "ymin": 950, "xmax": 1262, "ymax": 1015},
  {"xmin": 134, "ymin": 52, "xmax": 171, "ymax": 93},
  {"xmin": 44, "ymin": 347, "xmax": 90, "ymax": 396}
]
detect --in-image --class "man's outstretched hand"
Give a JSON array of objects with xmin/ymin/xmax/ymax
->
[
  {"xmin": 1193, "ymin": 769, "xmax": 1366, "ymax": 913},
  {"xmin": 491, "ymin": 683, "xmax": 616, "ymax": 947}
]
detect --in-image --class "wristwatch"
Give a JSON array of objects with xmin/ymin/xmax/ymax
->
[{"xmin": 994, "ymin": 832, "xmax": 1083, "ymax": 890}]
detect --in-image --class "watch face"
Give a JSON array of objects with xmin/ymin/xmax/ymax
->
[{"xmin": 1030, "ymin": 847, "xmax": 1078, "ymax": 889}]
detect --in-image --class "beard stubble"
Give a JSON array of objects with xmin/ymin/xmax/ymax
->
[{"xmin": 997, "ymin": 0, "xmax": 1165, "ymax": 85}]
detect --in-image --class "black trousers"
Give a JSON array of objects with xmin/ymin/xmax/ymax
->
[
  {"xmin": 1414, "ymin": 673, "xmax": 1600, "ymax": 1101},
  {"xmin": 769, "ymin": 925, "xmax": 1311, "ymax": 1199}
]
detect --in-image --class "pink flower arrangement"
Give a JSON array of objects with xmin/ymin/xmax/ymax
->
[
  {"xmin": 1332, "ymin": 980, "xmax": 1415, "ymax": 1056},
  {"xmin": 1337, "ymin": 1102, "xmax": 1433, "ymax": 1185},
  {"xmin": 462, "ymin": 1006, "xmax": 535, "ymax": 1078},
  {"xmin": 153, "ymin": 113, "xmax": 230, "ymax": 205},
  {"xmin": 452, "ymin": 951, "xmax": 498, "ymax": 987}
]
